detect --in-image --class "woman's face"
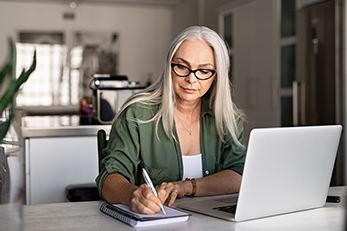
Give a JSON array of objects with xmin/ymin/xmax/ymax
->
[{"xmin": 171, "ymin": 39, "xmax": 216, "ymax": 105}]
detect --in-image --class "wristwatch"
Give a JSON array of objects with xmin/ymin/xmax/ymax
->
[{"xmin": 185, "ymin": 178, "xmax": 197, "ymax": 196}]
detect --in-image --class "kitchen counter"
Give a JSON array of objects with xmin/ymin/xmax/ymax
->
[
  {"xmin": 22, "ymin": 116, "xmax": 111, "ymax": 138},
  {"xmin": 22, "ymin": 115, "xmax": 111, "ymax": 204},
  {"xmin": 22, "ymin": 125, "xmax": 111, "ymax": 138}
]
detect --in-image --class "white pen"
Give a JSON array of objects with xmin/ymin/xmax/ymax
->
[{"xmin": 142, "ymin": 168, "xmax": 167, "ymax": 215}]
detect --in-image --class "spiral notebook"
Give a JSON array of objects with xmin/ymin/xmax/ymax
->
[{"xmin": 100, "ymin": 202, "xmax": 191, "ymax": 227}]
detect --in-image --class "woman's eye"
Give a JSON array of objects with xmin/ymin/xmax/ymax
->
[
  {"xmin": 200, "ymin": 69, "xmax": 210, "ymax": 75},
  {"xmin": 177, "ymin": 64, "xmax": 187, "ymax": 70}
]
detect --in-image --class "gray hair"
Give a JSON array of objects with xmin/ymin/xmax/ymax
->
[{"xmin": 115, "ymin": 26, "xmax": 244, "ymax": 146}]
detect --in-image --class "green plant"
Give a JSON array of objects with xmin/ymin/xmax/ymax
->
[{"xmin": 0, "ymin": 38, "xmax": 36, "ymax": 142}]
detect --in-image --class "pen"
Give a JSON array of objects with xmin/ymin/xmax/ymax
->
[{"xmin": 142, "ymin": 168, "xmax": 167, "ymax": 215}]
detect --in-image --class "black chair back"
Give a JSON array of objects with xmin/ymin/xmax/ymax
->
[{"xmin": 97, "ymin": 129, "xmax": 108, "ymax": 172}]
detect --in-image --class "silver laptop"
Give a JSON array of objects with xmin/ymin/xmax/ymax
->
[{"xmin": 177, "ymin": 125, "xmax": 342, "ymax": 222}]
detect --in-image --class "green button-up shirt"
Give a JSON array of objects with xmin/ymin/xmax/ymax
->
[{"xmin": 96, "ymin": 95, "xmax": 247, "ymax": 194}]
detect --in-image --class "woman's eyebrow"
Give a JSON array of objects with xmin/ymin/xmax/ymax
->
[
  {"xmin": 199, "ymin": 63, "xmax": 214, "ymax": 68},
  {"xmin": 174, "ymin": 57, "xmax": 214, "ymax": 68},
  {"xmin": 173, "ymin": 57, "xmax": 190, "ymax": 66}
]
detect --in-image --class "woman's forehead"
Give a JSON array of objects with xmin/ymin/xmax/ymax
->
[{"xmin": 173, "ymin": 39, "xmax": 215, "ymax": 66}]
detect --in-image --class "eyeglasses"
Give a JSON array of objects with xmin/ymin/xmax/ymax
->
[{"xmin": 171, "ymin": 63, "xmax": 216, "ymax": 80}]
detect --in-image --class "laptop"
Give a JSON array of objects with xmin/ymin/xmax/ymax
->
[{"xmin": 177, "ymin": 125, "xmax": 342, "ymax": 222}]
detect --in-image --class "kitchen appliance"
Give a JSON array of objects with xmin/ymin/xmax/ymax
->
[{"xmin": 90, "ymin": 74, "xmax": 143, "ymax": 125}]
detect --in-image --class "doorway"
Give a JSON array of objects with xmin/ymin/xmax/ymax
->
[
  {"xmin": 296, "ymin": 0, "xmax": 343, "ymax": 185},
  {"xmin": 296, "ymin": 0, "xmax": 336, "ymax": 126}
]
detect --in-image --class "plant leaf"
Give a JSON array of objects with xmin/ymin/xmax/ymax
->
[
  {"xmin": 0, "ymin": 39, "xmax": 35, "ymax": 144},
  {"xmin": 15, "ymin": 50, "xmax": 36, "ymax": 89},
  {"xmin": 0, "ymin": 49, "xmax": 36, "ymax": 114},
  {"xmin": 0, "ymin": 64, "xmax": 10, "ymax": 87},
  {"xmin": 0, "ymin": 108, "xmax": 13, "ymax": 142},
  {"xmin": 0, "ymin": 39, "xmax": 15, "ymax": 88},
  {"xmin": 0, "ymin": 120, "xmax": 11, "ymax": 143},
  {"xmin": 0, "ymin": 80, "xmax": 17, "ymax": 113}
]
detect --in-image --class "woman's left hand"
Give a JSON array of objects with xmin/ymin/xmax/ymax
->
[{"xmin": 156, "ymin": 181, "xmax": 188, "ymax": 206}]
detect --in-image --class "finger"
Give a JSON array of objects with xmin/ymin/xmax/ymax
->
[
  {"xmin": 156, "ymin": 182, "xmax": 169, "ymax": 193},
  {"xmin": 157, "ymin": 183, "xmax": 175, "ymax": 203},
  {"xmin": 167, "ymin": 189, "xmax": 179, "ymax": 207},
  {"xmin": 129, "ymin": 199, "xmax": 158, "ymax": 214},
  {"xmin": 141, "ymin": 184, "xmax": 164, "ymax": 207},
  {"xmin": 130, "ymin": 185, "xmax": 162, "ymax": 214},
  {"xmin": 141, "ymin": 184, "xmax": 158, "ymax": 200},
  {"xmin": 158, "ymin": 182, "xmax": 167, "ymax": 188}
]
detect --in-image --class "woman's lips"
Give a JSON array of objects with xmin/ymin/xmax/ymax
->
[{"xmin": 182, "ymin": 87, "xmax": 196, "ymax": 93}]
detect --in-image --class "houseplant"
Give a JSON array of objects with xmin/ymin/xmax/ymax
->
[
  {"xmin": 0, "ymin": 38, "xmax": 36, "ymax": 230},
  {"xmin": 0, "ymin": 38, "xmax": 36, "ymax": 142}
]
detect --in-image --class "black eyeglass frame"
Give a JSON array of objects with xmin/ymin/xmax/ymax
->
[{"xmin": 171, "ymin": 63, "xmax": 216, "ymax": 80}]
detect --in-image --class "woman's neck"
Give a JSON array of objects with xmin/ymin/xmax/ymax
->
[{"xmin": 174, "ymin": 98, "xmax": 201, "ymax": 117}]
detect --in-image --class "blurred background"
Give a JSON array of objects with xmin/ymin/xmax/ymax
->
[{"xmin": 0, "ymin": 0, "xmax": 346, "ymax": 204}]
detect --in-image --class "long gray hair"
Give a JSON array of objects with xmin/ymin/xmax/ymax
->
[{"xmin": 115, "ymin": 26, "xmax": 244, "ymax": 146}]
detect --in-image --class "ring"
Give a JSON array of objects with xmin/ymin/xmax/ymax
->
[{"xmin": 172, "ymin": 189, "xmax": 179, "ymax": 194}]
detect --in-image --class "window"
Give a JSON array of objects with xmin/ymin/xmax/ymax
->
[
  {"xmin": 15, "ymin": 30, "xmax": 119, "ymax": 116},
  {"xmin": 16, "ymin": 31, "xmax": 79, "ymax": 108},
  {"xmin": 221, "ymin": 12, "xmax": 233, "ymax": 81},
  {"xmin": 281, "ymin": 0, "xmax": 296, "ymax": 38}
]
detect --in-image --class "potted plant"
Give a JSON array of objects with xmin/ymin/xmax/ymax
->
[
  {"xmin": 0, "ymin": 38, "xmax": 36, "ymax": 230},
  {"xmin": 0, "ymin": 39, "xmax": 36, "ymax": 142}
]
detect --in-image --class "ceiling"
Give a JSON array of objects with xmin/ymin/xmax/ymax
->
[{"xmin": 0, "ymin": 0, "xmax": 186, "ymax": 6}]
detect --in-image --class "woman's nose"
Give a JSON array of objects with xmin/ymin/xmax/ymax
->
[{"xmin": 185, "ymin": 72, "xmax": 198, "ymax": 83}]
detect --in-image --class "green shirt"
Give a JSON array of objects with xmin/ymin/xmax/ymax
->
[{"xmin": 95, "ymin": 96, "xmax": 247, "ymax": 194}]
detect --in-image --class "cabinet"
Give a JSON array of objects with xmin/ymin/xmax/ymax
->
[{"xmin": 25, "ymin": 136, "xmax": 99, "ymax": 204}]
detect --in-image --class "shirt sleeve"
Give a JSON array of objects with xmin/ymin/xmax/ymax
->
[{"xmin": 95, "ymin": 107, "xmax": 141, "ymax": 198}]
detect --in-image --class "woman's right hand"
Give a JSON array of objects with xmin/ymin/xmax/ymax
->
[
  {"xmin": 128, "ymin": 184, "xmax": 164, "ymax": 214},
  {"xmin": 102, "ymin": 174, "xmax": 162, "ymax": 214},
  {"xmin": 102, "ymin": 174, "xmax": 188, "ymax": 214},
  {"xmin": 129, "ymin": 181, "xmax": 189, "ymax": 213}
]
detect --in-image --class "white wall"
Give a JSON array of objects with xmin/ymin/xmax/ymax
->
[
  {"xmin": 172, "ymin": 0, "xmax": 241, "ymax": 35},
  {"xmin": 172, "ymin": 0, "xmax": 199, "ymax": 36},
  {"xmin": 0, "ymin": 2, "xmax": 173, "ymax": 86}
]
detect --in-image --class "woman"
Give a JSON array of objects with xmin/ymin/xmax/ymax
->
[{"xmin": 96, "ymin": 26, "xmax": 246, "ymax": 214}]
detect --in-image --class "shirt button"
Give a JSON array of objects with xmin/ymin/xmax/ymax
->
[{"xmin": 205, "ymin": 170, "xmax": 209, "ymax": 175}]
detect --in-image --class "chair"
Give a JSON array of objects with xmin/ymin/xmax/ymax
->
[
  {"xmin": 65, "ymin": 129, "xmax": 108, "ymax": 202},
  {"xmin": 97, "ymin": 129, "xmax": 108, "ymax": 172}
]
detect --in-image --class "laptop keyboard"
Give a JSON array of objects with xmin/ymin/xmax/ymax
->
[{"xmin": 213, "ymin": 205, "xmax": 237, "ymax": 214}]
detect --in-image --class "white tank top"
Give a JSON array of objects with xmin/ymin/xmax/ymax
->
[{"xmin": 182, "ymin": 154, "xmax": 203, "ymax": 180}]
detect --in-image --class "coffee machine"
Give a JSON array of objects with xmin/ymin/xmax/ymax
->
[{"xmin": 90, "ymin": 74, "xmax": 143, "ymax": 124}]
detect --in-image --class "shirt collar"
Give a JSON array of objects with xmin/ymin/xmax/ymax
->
[{"xmin": 201, "ymin": 94, "xmax": 214, "ymax": 117}]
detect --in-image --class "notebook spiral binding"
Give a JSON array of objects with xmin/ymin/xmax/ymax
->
[{"xmin": 100, "ymin": 203, "xmax": 136, "ymax": 226}]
